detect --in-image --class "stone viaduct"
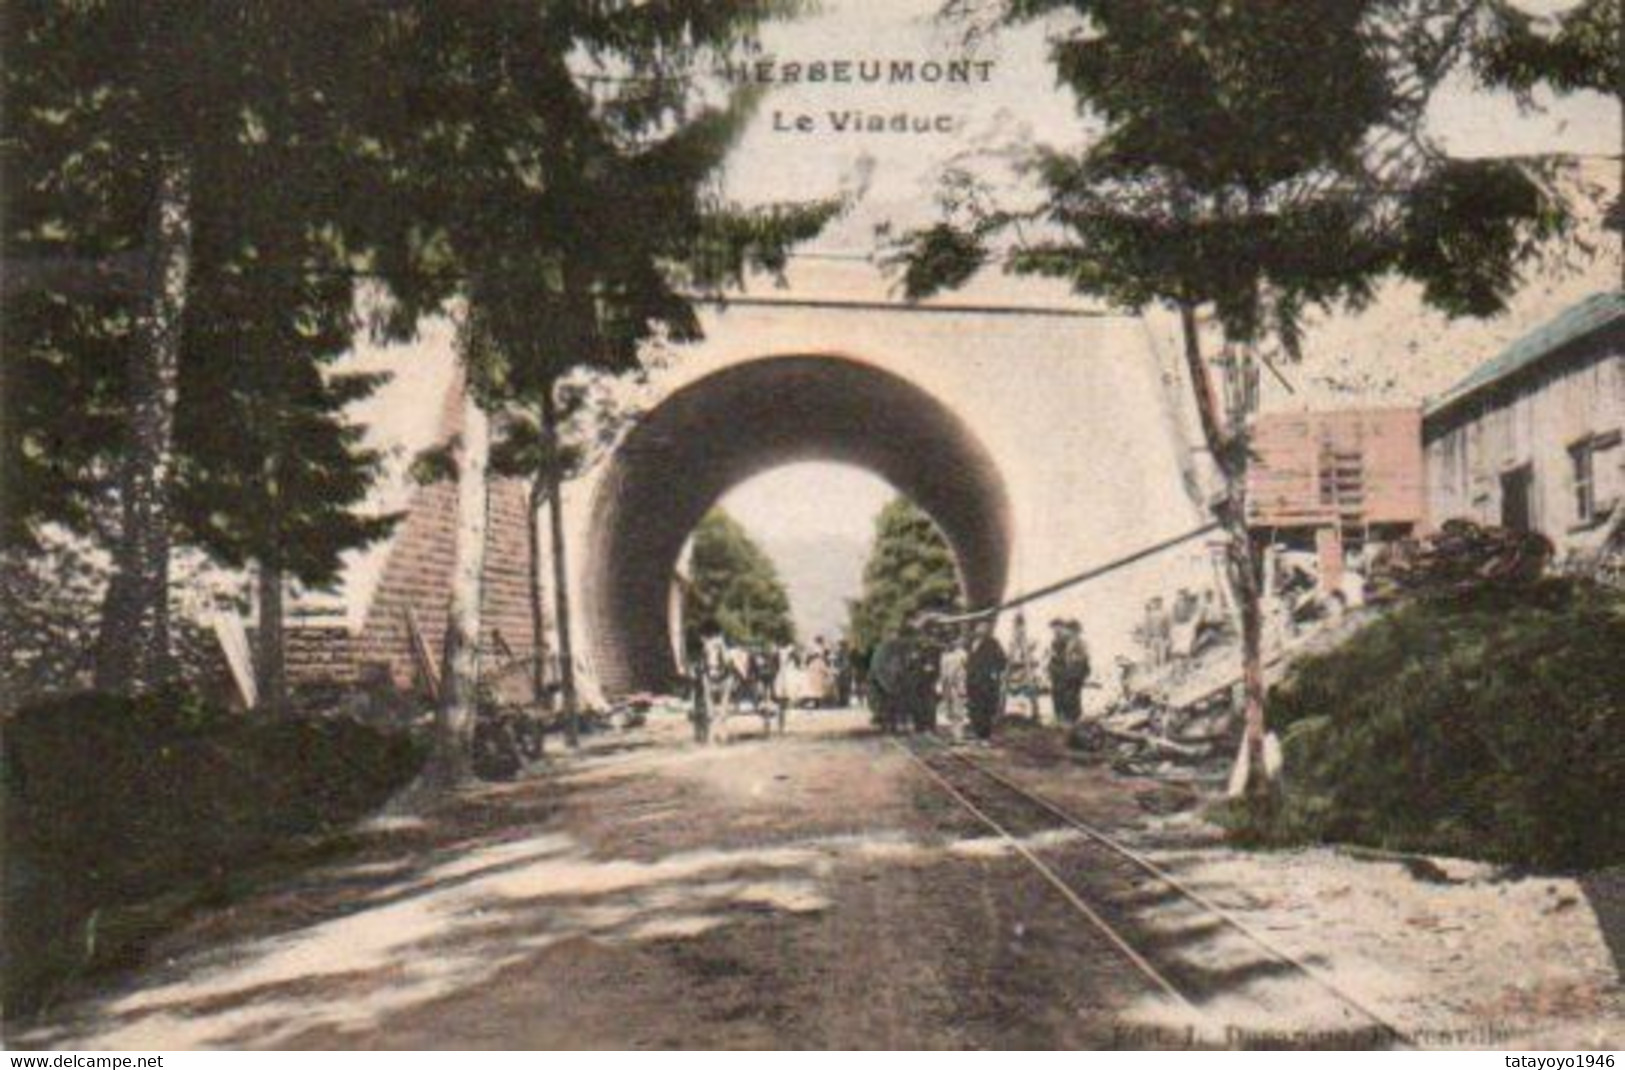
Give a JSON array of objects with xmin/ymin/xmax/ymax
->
[{"xmin": 284, "ymin": 263, "xmax": 1227, "ymax": 705}]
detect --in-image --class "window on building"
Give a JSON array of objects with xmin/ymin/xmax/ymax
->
[
  {"xmin": 1571, "ymin": 430, "xmax": 1622, "ymax": 526},
  {"xmin": 1572, "ymin": 439, "xmax": 1597, "ymax": 524}
]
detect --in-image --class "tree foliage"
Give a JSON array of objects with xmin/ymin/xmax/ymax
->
[
  {"xmin": 2, "ymin": 2, "xmax": 842, "ymax": 704},
  {"xmin": 357, "ymin": 2, "xmax": 844, "ymax": 413},
  {"xmin": 846, "ymin": 498, "xmax": 963, "ymax": 656},
  {"xmin": 1476, "ymin": 0, "xmax": 1621, "ymax": 97},
  {"xmin": 1, "ymin": 3, "xmax": 415, "ymax": 604},
  {"xmin": 891, "ymin": 0, "xmax": 1607, "ymax": 798},
  {"xmin": 682, "ymin": 510, "xmax": 795, "ymax": 652},
  {"xmin": 356, "ymin": 3, "xmax": 841, "ymax": 751},
  {"xmin": 897, "ymin": 0, "xmax": 1585, "ymax": 340}
]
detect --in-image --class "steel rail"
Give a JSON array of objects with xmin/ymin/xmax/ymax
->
[
  {"xmin": 925, "ymin": 739, "xmax": 1414, "ymax": 1048},
  {"xmin": 890, "ymin": 737, "xmax": 1202, "ymax": 1020}
]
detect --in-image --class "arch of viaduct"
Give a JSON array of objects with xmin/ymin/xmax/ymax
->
[{"xmin": 556, "ymin": 286, "xmax": 1224, "ymax": 699}]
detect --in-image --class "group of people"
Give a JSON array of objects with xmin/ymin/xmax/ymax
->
[
  {"xmin": 1136, "ymin": 587, "xmax": 1224, "ymax": 669},
  {"xmin": 688, "ymin": 629, "xmax": 854, "ymax": 728},
  {"xmin": 769, "ymin": 635, "xmax": 854, "ymax": 708},
  {"xmin": 865, "ymin": 612, "xmax": 1094, "ymax": 743},
  {"xmin": 690, "ymin": 609, "xmax": 1097, "ymax": 746},
  {"xmin": 869, "ymin": 620, "xmax": 1008, "ymax": 741}
]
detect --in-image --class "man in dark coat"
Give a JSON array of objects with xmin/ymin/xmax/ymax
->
[
  {"xmin": 908, "ymin": 629, "xmax": 941, "ymax": 733},
  {"xmin": 1047, "ymin": 618, "xmax": 1091, "ymax": 725},
  {"xmin": 868, "ymin": 629, "xmax": 913, "ymax": 733},
  {"xmin": 834, "ymin": 640, "xmax": 854, "ymax": 707},
  {"xmin": 849, "ymin": 643, "xmax": 870, "ymax": 709},
  {"xmin": 965, "ymin": 622, "xmax": 1008, "ymax": 741}
]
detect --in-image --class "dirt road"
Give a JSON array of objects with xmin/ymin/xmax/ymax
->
[{"xmin": 18, "ymin": 711, "xmax": 1623, "ymax": 1050}]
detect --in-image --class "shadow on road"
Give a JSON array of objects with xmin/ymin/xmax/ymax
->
[{"xmin": 1580, "ymin": 867, "xmax": 1625, "ymax": 982}]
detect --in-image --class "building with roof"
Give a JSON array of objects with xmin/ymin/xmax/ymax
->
[
  {"xmin": 1247, "ymin": 407, "xmax": 1426, "ymax": 593},
  {"xmin": 1423, "ymin": 291, "xmax": 1625, "ymax": 558}
]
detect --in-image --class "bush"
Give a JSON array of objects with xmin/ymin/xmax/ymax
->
[
  {"xmin": 1, "ymin": 692, "xmax": 425, "ymax": 1017},
  {"xmin": 1227, "ymin": 579, "xmax": 1625, "ymax": 871}
]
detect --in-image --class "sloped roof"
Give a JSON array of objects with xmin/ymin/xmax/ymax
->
[{"xmin": 1426, "ymin": 290, "xmax": 1625, "ymax": 420}]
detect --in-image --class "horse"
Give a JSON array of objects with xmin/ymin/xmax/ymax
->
[
  {"xmin": 693, "ymin": 633, "xmax": 733, "ymax": 743},
  {"xmin": 694, "ymin": 634, "xmax": 785, "ymax": 743}
]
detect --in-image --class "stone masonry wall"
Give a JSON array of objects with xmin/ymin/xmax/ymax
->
[
  {"xmin": 349, "ymin": 475, "xmax": 537, "ymax": 697},
  {"xmin": 282, "ymin": 371, "xmax": 541, "ymax": 701}
]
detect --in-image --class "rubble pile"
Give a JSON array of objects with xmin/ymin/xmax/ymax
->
[
  {"xmin": 1066, "ymin": 638, "xmax": 1244, "ymax": 779},
  {"xmin": 1067, "ymin": 691, "xmax": 1237, "ymax": 780},
  {"xmin": 1068, "ymin": 599, "xmax": 1380, "ymax": 780},
  {"xmin": 1368, "ymin": 518, "xmax": 1553, "ymax": 598}
]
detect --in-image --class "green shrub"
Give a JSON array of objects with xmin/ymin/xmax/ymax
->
[
  {"xmin": 1, "ymin": 692, "xmax": 425, "ymax": 1018},
  {"xmin": 1229, "ymin": 579, "xmax": 1625, "ymax": 871}
]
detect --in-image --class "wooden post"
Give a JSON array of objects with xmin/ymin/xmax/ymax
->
[
  {"xmin": 542, "ymin": 384, "xmax": 580, "ymax": 748},
  {"xmin": 1177, "ymin": 301, "xmax": 1272, "ymax": 803}
]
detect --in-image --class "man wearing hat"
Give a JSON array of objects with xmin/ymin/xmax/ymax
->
[
  {"xmin": 965, "ymin": 620, "xmax": 1007, "ymax": 742},
  {"xmin": 1047, "ymin": 617, "xmax": 1091, "ymax": 725}
]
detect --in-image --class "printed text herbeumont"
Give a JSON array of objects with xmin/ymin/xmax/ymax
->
[{"xmin": 720, "ymin": 57, "xmax": 997, "ymax": 86}]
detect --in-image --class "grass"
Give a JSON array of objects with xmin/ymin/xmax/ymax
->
[{"xmin": 1221, "ymin": 579, "xmax": 1625, "ymax": 871}]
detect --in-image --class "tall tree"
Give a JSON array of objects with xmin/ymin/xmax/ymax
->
[
  {"xmin": 168, "ymin": 80, "xmax": 406, "ymax": 714},
  {"xmin": 175, "ymin": 337, "xmax": 397, "ymax": 717},
  {"xmin": 898, "ymin": 0, "xmax": 1595, "ymax": 803},
  {"xmin": 92, "ymin": 156, "xmax": 191, "ymax": 695},
  {"xmin": 2, "ymin": 2, "xmax": 412, "ymax": 696},
  {"xmin": 846, "ymin": 498, "xmax": 964, "ymax": 657},
  {"xmin": 682, "ymin": 510, "xmax": 796, "ymax": 653},
  {"xmin": 367, "ymin": 1, "xmax": 840, "ymax": 766}
]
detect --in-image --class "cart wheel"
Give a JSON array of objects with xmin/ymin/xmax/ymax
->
[{"xmin": 515, "ymin": 718, "xmax": 545, "ymax": 761}]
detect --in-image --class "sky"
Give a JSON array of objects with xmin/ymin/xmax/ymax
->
[
  {"xmin": 716, "ymin": 464, "xmax": 895, "ymax": 639},
  {"xmin": 717, "ymin": 0, "xmax": 1619, "ymax": 248},
  {"xmin": 697, "ymin": 0, "xmax": 1620, "ymax": 637},
  {"xmin": 721, "ymin": 463, "xmax": 895, "ymax": 537}
]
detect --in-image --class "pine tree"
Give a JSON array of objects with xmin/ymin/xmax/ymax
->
[
  {"xmin": 683, "ymin": 510, "xmax": 796, "ymax": 653},
  {"xmin": 2, "ymin": 2, "xmax": 414, "ymax": 697},
  {"xmin": 364, "ymin": 2, "xmax": 840, "ymax": 768},
  {"xmin": 846, "ymin": 498, "xmax": 963, "ymax": 658},
  {"xmin": 174, "ymin": 338, "xmax": 398, "ymax": 716},
  {"xmin": 166, "ymin": 90, "xmax": 409, "ymax": 715}
]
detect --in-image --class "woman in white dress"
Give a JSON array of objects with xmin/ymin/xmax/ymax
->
[
  {"xmin": 775, "ymin": 643, "xmax": 804, "ymax": 707},
  {"xmin": 802, "ymin": 644, "xmax": 835, "ymax": 706}
]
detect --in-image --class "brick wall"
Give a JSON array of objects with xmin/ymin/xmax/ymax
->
[
  {"xmin": 351, "ymin": 475, "xmax": 537, "ymax": 696},
  {"xmin": 281, "ymin": 376, "xmax": 542, "ymax": 700},
  {"xmin": 280, "ymin": 625, "xmax": 358, "ymax": 688}
]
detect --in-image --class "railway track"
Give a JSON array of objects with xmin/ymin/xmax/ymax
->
[{"xmin": 895, "ymin": 735, "xmax": 1412, "ymax": 1049}]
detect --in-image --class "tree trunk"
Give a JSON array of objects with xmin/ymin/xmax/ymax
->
[
  {"xmin": 95, "ymin": 156, "xmax": 193, "ymax": 696},
  {"xmin": 256, "ymin": 442, "xmax": 289, "ymax": 717},
  {"xmin": 1176, "ymin": 302, "xmax": 1272, "ymax": 803},
  {"xmin": 430, "ymin": 367, "xmax": 492, "ymax": 788},
  {"xmin": 527, "ymin": 475, "xmax": 551, "ymax": 707},
  {"xmin": 256, "ymin": 551, "xmax": 288, "ymax": 718},
  {"xmin": 541, "ymin": 384, "xmax": 580, "ymax": 748},
  {"xmin": 1224, "ymin": 463, "xmax": 1270, "ymax": 802}
]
